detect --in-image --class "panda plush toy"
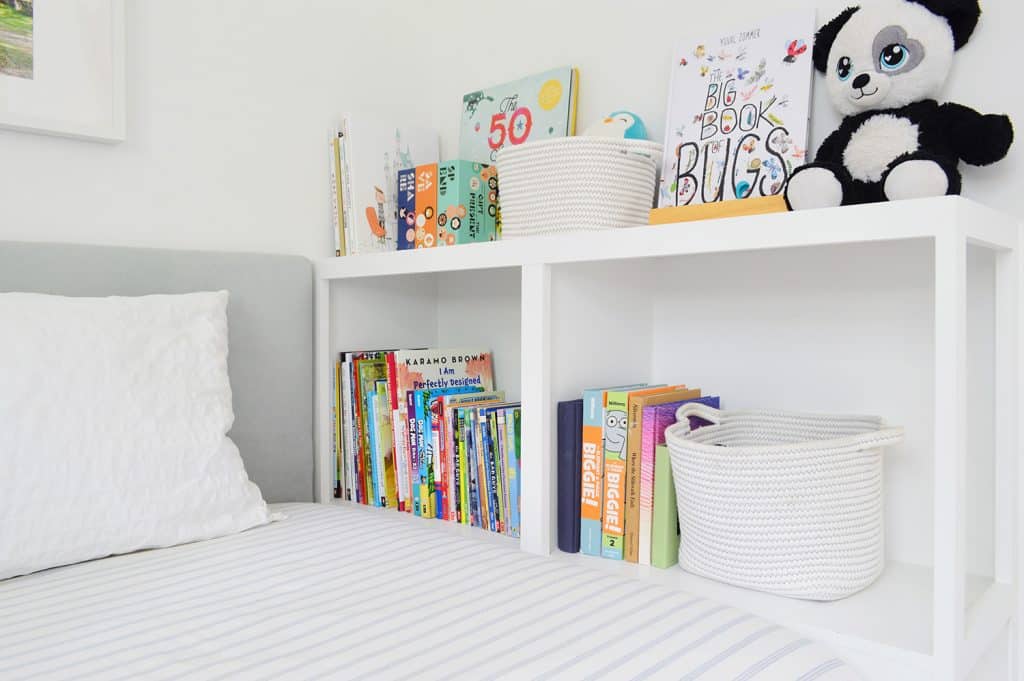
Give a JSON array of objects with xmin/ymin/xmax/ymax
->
[{"xmin": 784, "ymin": 0, "xmax": 1013, "ymax": 210}]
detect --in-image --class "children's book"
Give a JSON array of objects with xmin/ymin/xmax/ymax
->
[
  {"xmin": 435, "ymin": 161, "xmax": 498, "ymax": 246},
  {"xmin": 441, "ymin": 392, "xmax": 506, "ymax": 522},
  {"xmin": 651, "ymin": 444, "xmax": 680, "ymax": 569},
  {"xmin": 624, "ymin": 386, "xmax": 698, "ymax": 562},
  {"xmin": 392, "ymin": 349, "xmax": 494, "ymax": 515},
  {"xmin": 507, "ymin": 406, "xmax": 522, "ymax": 538},
  {"xmin": 338, "ymin": 115, "xmax": 439, "ymax": 254},
  {"xmin": 413, "ymin": 163, "xmax": 438, "ymax": 248},
  {"xmin": 602, "ymin": 386, "xmax": 665, "ymax": 560},
  {"xmin": 423, "ymin": 386, "xmax": 482, "ymax": 519},
  {"xmin": 640, "ymin": 395, "xmax": 721, "ymax": 565},
  {"xmin": 329, "ymin": 132, "xmax": 347, "ymax": 257},
  {"xmin": 657, "ymin": 11, "xmax": 815, "ymax": 208},
  {"xmin": 579, "ymin": 384, "xmax": 644, "ymax": 556},
  {"xmin": 396, "ymin": 168, "xmax": 417, "ymax": 251},
  {"xmin": 459, "ymin": 67, "xmax": 580, "ymax": 164}
]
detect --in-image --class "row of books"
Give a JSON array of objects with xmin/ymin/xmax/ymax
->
[
  {"xmin": 332, "ymin": 347, "xmax": 522, "ymax": 537},
  {"xmin": 329, "ymin": 65, "xmax": 578, "ymax": 256},
  {"xmin": 557, "ymin": 384, "xmax": 719, "ymax": 568}
]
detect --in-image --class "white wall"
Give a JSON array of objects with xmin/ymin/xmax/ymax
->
[{"xmin": 0, "ymin": 0, "xmax": 1021, "ymax": 257}]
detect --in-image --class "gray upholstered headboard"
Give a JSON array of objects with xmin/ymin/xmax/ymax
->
[{"xmin": 0, "ymin": 241, "xmax": 314, "ymax": 503}]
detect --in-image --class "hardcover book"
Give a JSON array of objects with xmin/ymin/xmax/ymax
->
[
  {"xmin": 435, "ymin": 161, "xmax": 498, "ymax": 246},
  {"xmin": 396, "ymin": 168, "xmax": 417, "ymax": 251},
  {"xmin": 459, "ymin": 66, "xmax": 580, "ymax": 164},
  {"xmin": 601, "ymin": 385, "xmax": 664, "ymax": 560},
  {"xmin": 624, "ymin": 386, "xmax": 698, "ymax": 562},
  {"xmin": 651, "ymin": 444, "xmax": 679, "ymax": 569},
  {"xmin": 392, "ymin": 349, "xmax": 494, "ymax": 515},
  {"xmin": 579, "ymin": 384, "xmax": 644, "ymax": 556},
  {"xmin": 657, "ymin": 11, "xmax": 815, "ymax": 208},
  {"xmin": 557, "ymin": 399, "xmax": 584, "ymax": 553},
  {"xmin": 338, "ymin": 115, "xmax": 439, "ymax": 254},
  {"xmin": 413, "ymin": 163, "xmax": 438, "ymax": 248},
  {"xmin": 641, "ymin": 395, "xmax": 721, "ymax": 566}
]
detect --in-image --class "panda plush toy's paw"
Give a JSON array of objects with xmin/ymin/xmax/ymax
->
[
  {"xmin": 882, "ymin": 156, "xmax": 962, "ymax": 201},
  {"xmin": 784, "ymin": 164, "xmax": 846, "ymax": 211}
]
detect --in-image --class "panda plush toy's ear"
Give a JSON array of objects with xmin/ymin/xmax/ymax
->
[
  {"xmin": 907, "ymin": 0, "xmax": 981, "ymax": 49},
  {"xmin": 813, "ymin": 7, "xmax": 859, "ymax": 73}
]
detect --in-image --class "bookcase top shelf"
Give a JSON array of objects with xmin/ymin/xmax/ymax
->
[{"xmin": 316, "ymin": 196, "xmax": 1019, "ymax": 281}]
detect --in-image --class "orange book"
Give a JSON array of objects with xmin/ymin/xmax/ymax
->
[
  {"xmin": 601, "ymin": 385, "xmax": 666, "ymax": 560},
  {"xmin": 414, "ymin": 163, "xmax": 438, "ymax": 248},
  {"xmin": 623, "ymin": 386, "xmax": 700, "ymax": 562}
]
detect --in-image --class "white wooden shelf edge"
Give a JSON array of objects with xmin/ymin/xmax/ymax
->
[{"xmin": 316, "ymin": 197, "xmax": 1019, "ymax": 281}]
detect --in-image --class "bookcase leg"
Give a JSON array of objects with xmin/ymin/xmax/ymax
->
[
  {"xmin": 520, "ymin": 263, "xmax": 553, "ymax": 555},
  {"xmin": 934, "ymin": 229, "xmax": 968, "ymax": 681}
]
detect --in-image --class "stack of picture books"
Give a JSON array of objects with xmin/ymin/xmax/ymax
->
[
  {"xmin": 557, "ymin": 384, "xmax": 720, "ymax": 568},
  {"xmin": 329, "ymin": 65, "xmax": 579, "ymax": 257},
  {"xmin": 333, "ymin": 348, "xmax": 522, "ymax": 538}
]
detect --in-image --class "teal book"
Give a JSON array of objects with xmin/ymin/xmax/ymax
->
[
  {"xmin": 435, "ymin": 160, "xmax": 497, "ymax": 246},
  {"xmin": 460, "ymin": 66, "xmax": 580, "ymax": 164}
]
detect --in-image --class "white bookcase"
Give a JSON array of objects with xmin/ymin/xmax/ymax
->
[{"xmin": 314, "ymin": 196, "xmax": 1021, "ymax": 681}]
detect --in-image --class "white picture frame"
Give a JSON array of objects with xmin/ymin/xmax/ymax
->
[{"xmin": 0, "ymin": 0, "xmax": 125, "ymax": 143}]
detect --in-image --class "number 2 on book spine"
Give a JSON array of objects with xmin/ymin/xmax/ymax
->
[{"xmin": 487, "ymin": 107, "xmax": 533, "ymax": 150}]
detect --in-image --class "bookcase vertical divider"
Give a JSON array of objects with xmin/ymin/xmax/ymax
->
[{"xmin": 520, "ymin": 262, "xmax": 553, "ymax": 555}]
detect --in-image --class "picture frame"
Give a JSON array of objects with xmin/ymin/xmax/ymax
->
[{"xmin": 0, "ymin": 0, "xmax": 125, "ymax": 143}]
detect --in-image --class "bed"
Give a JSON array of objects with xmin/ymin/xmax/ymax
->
[{"xmin": 0, "ymin": 241, "xmax": 858, "ymax": 680}]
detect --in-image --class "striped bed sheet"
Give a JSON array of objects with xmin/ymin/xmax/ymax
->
[{"xmin": 0, "ymin": 503, "xmax": 860, "ymax": 681}]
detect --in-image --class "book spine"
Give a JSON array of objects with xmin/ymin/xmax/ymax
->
[
  {"xmin": 414, "ymin": 164, "xmax": 438, "ymax": 248},
  {"xmin": 601, "ymin": 392, "xmax": 629, "ymax": 560},
  {"xmin": 396, "ymin": 168, "xmax": 416, "ymax": 251},
  {"xmin": 510, "ymin": 408, "xmax": 522, "ymax": 538},
  {"xmin": 350, "ymin": 360, "xmax": 365, "ymax": 504},
  {"xmin": 329, "ymin": 137, "xmax": 342, "ymax": 257},
  {"xmin": 367, "ymin": 389, "xmax": 380, "ymax": 506},
  {"xmin": 485, "ymin": 410, "xmax": 501, "ymax": 533},
  {"xmin": 474, "ymin": 407, "xmax": 491, "ymax": 531},
  {"xmin": 377, "ymin": 385, "xmax": 393, "ymax": 507},
  {"xmin": 638, "ymin": 408, "xmax": 658, "ymax": 566},
  {"xmin": 579, "ymin": 390, "xmax": 604, "ymax": 555},
  {"xmin": 415, "ymin": 390, "xmax": 431, "ymax": 518},
  {"xmin": 385, "ymin": 352, "xmax": 406, "ymax": 512},
  {"xmin": 451, "ymin": 407, "xmax": 462, "ymax": 523},
  {"xmin": 332, "ymin": 361, "xmax": 339, "ymax": 497},
  {"xmin": 340, "ymin": 358, "xmax": 354, "ymax": 502},
  {"xmin": 624, "ymin": 399, "xmax": 644, "ymax": 563},
  {"xmin": 338, "ymin": 120, "xmax": 356, "ymax": 256},
  {"xmin": 495, "ymin": 409, "xmax": 508, "ymax": 535},
  {"xmin": 651, "ymin": 443, "xmax": 679, "ymax": 569}
]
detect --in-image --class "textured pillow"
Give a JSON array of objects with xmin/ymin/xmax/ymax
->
[{"xmin": 0, "ymin": 291, "xmax": 273, "ymax": 580}]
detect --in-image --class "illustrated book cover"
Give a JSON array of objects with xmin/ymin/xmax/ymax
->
[
  {"xmin": 657, "ymin": 11, "xmax": 815, "ymax": 208},
  {"xmin": 459, "ymin": 66, "xmax": 579, "ymax": 164}
]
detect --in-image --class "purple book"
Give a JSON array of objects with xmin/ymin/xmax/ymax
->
[{"xmin": 638, "ymin": 395, "xmax": 719, "ymax": 566}]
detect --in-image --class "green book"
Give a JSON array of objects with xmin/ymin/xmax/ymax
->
[{"xmin": 651, "ymin": 443, "xmax": 680, "ymax": 569}]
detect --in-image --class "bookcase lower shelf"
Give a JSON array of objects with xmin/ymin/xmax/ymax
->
[{"xmin": 315, "ymin": 196, "xmax": 1022, "ymax": 681}]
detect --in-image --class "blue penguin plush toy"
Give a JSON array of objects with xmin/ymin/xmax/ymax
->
[{"xmin": 583, "ymin": 110, "xmax": 649, "ymax": 140}]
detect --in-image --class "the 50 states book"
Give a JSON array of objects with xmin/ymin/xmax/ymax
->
[
  {"xmin": 658, "ymin": 11, "xmax": 814, "ymax": 208},
  {"xmin": 459, "ymin": 66, "xmax": 579, "ymax": 164},
  {"xmin": 339, "ymin": 115, "xmax": 438, "ymax": 254},
  {"xmin": 391, "ymin": 349, "xmax": 494, "ymax": 515}
]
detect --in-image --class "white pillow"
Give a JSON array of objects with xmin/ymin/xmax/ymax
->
[{"xmin": 0, "ymin": 291, "xmax": 273, "ymax": 580}]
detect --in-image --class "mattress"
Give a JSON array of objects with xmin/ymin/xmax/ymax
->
[{"xmin": 0, "ymin": 503, "xmax": 859, "ymax": 680}]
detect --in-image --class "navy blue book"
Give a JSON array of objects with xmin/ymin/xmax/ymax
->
[{"xmin": 557, "ymin": 399, "xmax": 584, "ymax": 553}]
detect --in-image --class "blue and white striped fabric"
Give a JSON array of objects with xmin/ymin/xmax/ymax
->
[{"xmin": 0, "ymin": 503, "xmax": 860, "ymax": 680}]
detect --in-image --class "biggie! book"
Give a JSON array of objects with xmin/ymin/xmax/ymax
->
[{"xmin": 658, "ymin": 11, "xmax": 815, "ymax": 208}]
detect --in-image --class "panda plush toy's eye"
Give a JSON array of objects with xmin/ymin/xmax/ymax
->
[
  {"xmin": 880, "ymin": 43, "xmax": 909, "ymax": 70},
  {"xmin": 836, "ymin": 56, "xmax": 853, "ymax": 80}
]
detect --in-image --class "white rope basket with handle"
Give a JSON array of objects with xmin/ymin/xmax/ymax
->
[
  {"xmin": 496, "ymin": 137, "xmax": 662, "ymax": 238},
  {"xmin": 663, "ymin": 403, "xmax": 904, "ymax": 601}
]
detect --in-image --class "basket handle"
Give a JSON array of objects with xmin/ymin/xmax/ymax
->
[{"xmin": 674, "ymin": 403, "xmax": 724, "ymax": 435}]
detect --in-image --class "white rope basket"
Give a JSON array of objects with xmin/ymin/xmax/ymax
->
[
  {"xmin": 664, "ymin": 403, "xmax": 903, "ymax": 601},
  {"xmin": 495, "ymin": 137, "xmax": 662, "ymax": 238}
]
